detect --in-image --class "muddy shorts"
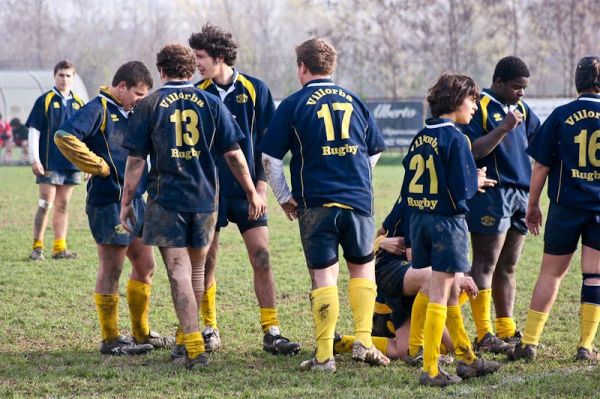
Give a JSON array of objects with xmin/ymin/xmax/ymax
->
[
  {"xmin": 36, "ymin": 170, "xmax": 81, "ymax": 185},
  {"xmin": 375, "ymin": 257, "xmax": 415, "ymax": 329},
  {"xmin": 217, "ymin": 195, "xmax": 268, "ymax": 233},
  {"xmin": 466, "ymin": 186, "xmax": 528, "ymax": 235},
  {"xmin": 86, "ymin": 196, "xmax": 144, "ymax": 246}
]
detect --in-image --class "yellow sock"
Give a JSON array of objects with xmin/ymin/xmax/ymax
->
[
  {"xmin": 127, "ymin": 279, "xmax": 151, "ymax": 343},
  {"xmin": 446, "ymin": 305, "xmax": 477, "ymax": 364},
  {"xmin": 348, "ymin": 278, "xmax": 376, "ymax": 348},
  {"xmin": 440, "ymin": 342, "xmax": 448, "ymax": 355},
  {"xmin": 372, "ymin": 336, "xmax": 389, "ymax": 356},
  {"xmin": 521, "ymin": 309, "xmax": 549, "ymax": 346},
  {"xmin": 53, "ymin": 238, "xmax": 66, "ymax": 254},
  {"xmin": 32, "ymin": 239, "xmax": 43, "ymax": 250},
  {"xmin": 201, "ymin": 282, "xmax": 217, "ymax": 329},
  {"xmin": 409, "ymin": 291, "xmax": 429, "ymax": 357},
  {"xmin": 334, "ymin": 335, "xmax": 355, "ymax": 353},
  {"xmin": 470, "ymin": 288, "xmax": 493, "ymax": 342},
  {"xmin": 260, "ymin": 307, "xmax": 280, "ymax": 333},
  {"xmin": 310, "ymin": 285, "xmax": 339, "ymax": 363},
  {"xmin": 579, "ymin": 303, "xmax": 600, "ymax": 350},
  {"xmin": 458, "ymin": 291, "xmax": 470, "ymax": 306},
  {"xmin": 175, "ymin": 326, "xmax": 184, "ymax": 345},
  {"xmin": 182, "ymin": 331, "xmax": 205, "ymax": 359},
  {"xmin": 375, "ymin": 301, "xmax": 392, "ymax": 314},
  {"xmin": 423, "ymin": 303, "xmax": 446, "ymax": 377},
  {"xmin": 495, "ymin": 317, "xmax": 517, "ymax": 339},
  {"xmin": 94, "ymin": 293, "xmax": 120, "ymax": 341}
]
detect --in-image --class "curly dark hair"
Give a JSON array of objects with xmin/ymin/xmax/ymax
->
[
  {"xmin": 156, "ymin": 44, "xmax": 197, "ymax": 80},
  {"xmin": 575, "ymin": 56, "xmax": 600, "ymax": 93},
  {"xmin": 53, "ymin": 60, "xmax": 75, "ymax": 76},
  {"xmin": 296, "ymin": 38, "xmax": 337, "ymax": 76},
  {"xmin": 493, "ymin": 56, "xmax": 530, "ymax": 83},
  {"xmin": 427, "ymin": 74, "xmax": 480, "ymax": 118},
  {"xmin": 188, "ymin": 24, "xmax": 237, "ymax": 66},
  {"xmin": 112, "ymin": 61, "xmax": 153, "ymax": 89}
]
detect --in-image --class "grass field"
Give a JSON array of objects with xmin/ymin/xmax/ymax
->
[{"xmin": 0, "ymin": 157, "xmax": 598, "ymax": 398}]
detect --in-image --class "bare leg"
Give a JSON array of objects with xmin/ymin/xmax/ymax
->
[
  {"xmin": 53, "ymin": 184, "xmax": 75, "ymax": 240},
  {"xmin": 127, "ymin": 237, "xmax": 156, "ymax": 284},
  {"xmin": 492, "ymin": 228, "xmax": 526, "ymax": 317},
  {"xmin": 242, "ymin": 226, "xmax": 275, "ymax": 308},
  {"xmin": 529, "ymin": 253, "xmax": 573, "ymax": 313},
  {"xmin": 203, "ymin": 231, "xmax": 219, "ymax": 292},
  {"xmin": 33, "ymin": 183, "xmax": 56, "ymax": 242},
  {"xmin": 96, "ymin": 244, "xmax": 128, "ymax": 294},
  {"xmin": 470, "ymin": 233, "xmax": 506, "ymax": 289}
]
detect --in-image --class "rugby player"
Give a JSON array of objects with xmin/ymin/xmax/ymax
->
[
  {"xmin": 509, "ymin": 56, "xmax": 600, "ymax": 362},
  {"xmin": 261, "ymin": 38, "xmax": 388, "ymax": 372},
  {"xmin": 188, "ymin": 24, "xmax": 299, "ymax": 355},
  {"xmin": 463, "ymin": 56, "xmax": 541, "ymax": 353},
  {"xmin": 120, "ymin": 44, "xmax": 266, "ymax": 369},
  {"xmin": 26, "ymin": 61, "xmax": 85, "ymax": 261},
  {"xmin": 402, "ymin": 73, "xmax": 500, "ymax": 386},
  {"xmin": 54, "ymin": 61, "xmax": 174, "ymax": 355}
]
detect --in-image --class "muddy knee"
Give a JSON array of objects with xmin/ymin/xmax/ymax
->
[{"xmin": 250, "ymin": 246, "xmax": 271, "ymax": 271}]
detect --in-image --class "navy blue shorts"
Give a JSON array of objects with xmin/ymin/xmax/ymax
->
[
  {"xmin": 466, "ymin": 186, "xmax": 528, "ymax": 235},
  {"xmin": 217, "ymin": 195, "xmax": 268, "ymax": 234},
  {"xmin": 86, "ymin": 197, "xmax": 144, "ymax": 245},
  {"xmin": 298, "ymin": 206, "xmax": 375, "ymax": 269},
  {"xmin": 410, "ymin": 212, "xmax": 471, "ymax": 273},
  {"xmin": 36, "ymin": 170, "xmax": 81, "ymax": 185},
  {"xmin": 544, "ymin": 201, "xmax": 600, "ymax": 255},
  {"xmin": 375, "ymin": 256, "xmax": 415, "ymax": 329},
  {"xmin": 143, "ymin": 199, "xmax": 216, "ymax": 248}
]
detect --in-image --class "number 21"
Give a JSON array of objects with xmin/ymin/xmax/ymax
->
[{"xmin": 408, "ymin": 154, "xmax": 438, "ymax": 194}]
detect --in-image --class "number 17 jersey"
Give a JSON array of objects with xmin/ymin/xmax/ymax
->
[
  {"xmin": 401, "ymin": 118, "xmax": 478, "ymax": 215},
  {"xmin": 260, "ymin": 78, "xmax": 385, "ymax": 216}
]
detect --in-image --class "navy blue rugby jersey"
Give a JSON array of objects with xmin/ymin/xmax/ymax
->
[
  {"xmin": 462, "ymin": 89, "xmax": 540, "ymax": 190},
  {"xmin": 122, "ymin": 81, "xmax": 244, "ymax": 213},
  {"xmin": 378, "ymin": 196, "xmax": 410, "ymax": 262},
  {"xmin": 26, "ymin": 87, "xmax": 85, "ymax": 171},
  {"xmin": 58, "ymin": 87, "xmax": 147, "ymax": 206},
  {"xmin": 401, "ymin": 118, "xmax": 478, "ymax": 215},
  {"xmin": 526, "ymin": 93, "xmax": 600, "ymax": 212},
  {"xmin": 260, "ymin": 78, "xmax": 386, "ymax": 216},
  {"xmin": 197, "ymin": 70, "xmax": 275, "ymax": 197}
]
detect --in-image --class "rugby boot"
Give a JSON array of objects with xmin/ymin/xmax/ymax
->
[
  {"xmin": 456, "ymin": 358, "xmax": 501, "ymax": 379},
  {"xmin": 99, "ymin": 335, "xmax": 153, "ymax": 355},
  {"xmin": 474, "ymin": 332, "xmax": 511, "ymax": 354},
  {"xmin": 173, "ymin": 353, "xmax": 210, "ymax": 369},
  {"xmin": 575, "ymin": 347, "xmax": 600, "ymax": 362},
  {"xmin": 29, "ymin": 248, "xmax": 45, "ymax": 261},
  {"xmin": 501, "ymin": 330, "xmax": 522, "ymax": 346},
  {"xmin": 202, "ymin": 326, "xmax": 222, "ymax": 352},
  {"xmin": 52, "ymin": 249, "xmax": 77, "ymax": 260},
  {"xmin": 419, "ymin": 367, "xmax": 462, "ymax": 387},
  {"xmin": 507, "ymin": 343, "xmax": 537, "ymax": 362},
  {"xmin": 351, "ymin": 341, "xmax": 390, "ymax": 366},
  {"xmin": 135, "ymin": 330, "xmax": 175, "ymax": 349},
  {"xmin": 263, "ymin": 327, "xmax": 301, "ymax": 355},
  {"xmin": 300, "ymin": 357, "xmax": 337, "ymax": 372},
  {"xmin": 404, "ymin": 347, "xmax": 423, "ymax": 367},
  {"xmin": 170, "ymin": 344, "xmax": 186, "ymax": 360},
  {"xmin": 372, "ymin": 312, "xmax": 395, "ymax": 338}
]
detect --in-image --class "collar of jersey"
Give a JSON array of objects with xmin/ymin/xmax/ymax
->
[
  {"xmin": 162, "ymin": 80, "xmax": 193, "ymax": 88},
  {"xmin": 425, "ymin": 117, "xmax": 458, "ymax": 130},
  {"xmin": 52, "ymin": 86, "xmax": 73, "ymax": 101},
  {"xmin": 214, "ymin": 69, "xmax": 240, "ymax": 99},
  {"xmin": 482, "ymin": 89, "xmax": 519, "ymax": 113},
  {"xmin": 99, "ymin": 86, "xmax": 130, "ymax": 118},
  {"xmin": 578, "ymin": 93, "xmax": 600, "ymax": 103},
  {"xmin": 305, "ymin": 78, "xmax": 334, "ymax": 88}
]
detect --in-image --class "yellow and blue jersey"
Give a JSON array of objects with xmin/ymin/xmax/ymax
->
[
  {"xmin": 122, "ymin": 81, "xmax": 244, "ymax": 213},
  {"xmin": 58, "ymin": 87, "xmax": 147, "ymax": 206},
  {"xmin": 401, "ymin": 118, "xmax": 478, "ymax": 215},
  {"xmin": 462, "ymin": 89, "xmax": 540, "ymax": 189},
  {"xmin": 26, "ymin": 87, "xmax": 85, "ymax": 171},
  {"xmin": 261, "ymin": 78, "xmax": 385, "ymax": 216},
  {"xmin": 196, "ymin": 70, "xmax": 275, "ymax": 197},
  {"xmin": 526, "ymin": 93, "xmax": 600, "ymax": 212}
]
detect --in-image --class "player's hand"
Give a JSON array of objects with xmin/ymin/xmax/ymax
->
[
  {"xmin": 477, "ymin": 167, "xmax": 497, "ymax": 192},
  {"xmin": 119, "ymin": 202, "xmax": 135, "ymax": 233},
  {"xmin": 247, "ymin": 190, "xmax": 267, "ymax": 221},
  {"xmin": 280, "ymin": 197, "xmax": 299, "ymax": 221},
  {"xmin": 526, "ymin": 204, "xmax": 543, "ymax": 235},
  {"xmin": 457, "ymin": 276, "xmax": 479, "ymax": 298},
  {"xmin": 501, "ymin": 110, "xmax": 523, "ymax": 132},
  {"xmin": 31, "ymin": 161, "xmax": 44, "ymax": 176},
  {"xmin": 380, "ymin": 237, "xmax": 405, "ymax": 255}
]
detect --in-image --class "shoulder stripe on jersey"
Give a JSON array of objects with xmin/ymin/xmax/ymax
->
[
  {"xmin": 72, "ymin": 93, "xmax": 85, "ymax": 106},
  {"xmin": 464, "ymin": 135, "xmax": 472, "ymax": 151},
  {"xmin": 480, "ymin": 95, "xmax": 491, "ymax": 132},
  {"xmin": 197, "ymin": 80, "xmax": 213, "ymax": 90},
  {"xmin": 44, "ymin": 91, "xmax": 56, "ymax": 114},
  {"xmin": 517, "ymin": 100, "xmax": 527, "ymax": 120},
  {"xmin": 100, "ymin": 98, "xmax": 108, "ymax": 134},
  {"xmin": 237, "ymin": 74, "xmax": 256, "ymax": 106}
]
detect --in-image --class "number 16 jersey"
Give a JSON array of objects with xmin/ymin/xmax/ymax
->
[
  {"xmin": 123, "ymin": 81, "xmax": 244, "ymax": 213},
  {"xmin": 260, "ymin": 78, "xmax": 385, "ymax": 216},
  {"xmin": 401, "ymin": 118, "xmax": 478, "ymax": 215}
]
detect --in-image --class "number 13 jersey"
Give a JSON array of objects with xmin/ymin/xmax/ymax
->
[
  {"xmin": 260, "ymin": 78, "xmax": 385, "ymax": 216},
  {"xmin": 401, "ymin": 118, "xmax": 478, "ymax": 215},
  {"xmin": 123, "ymin": 81, "xmax": 244, "ymax": 213}
]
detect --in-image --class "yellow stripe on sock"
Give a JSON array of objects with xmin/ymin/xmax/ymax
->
[
  {"xmin": 522, "ymin": 309, "xmax": 549, "ymax": 346},
  {"xmin": 94, "ymin": 293, "xmax": 119, "ymax": 341},
  {"xmin": 348, "ymin": 278, "xmax": 377, "ymax": 348},
  {"xmin": 127, "ymin": 279, "xmax": 151, "ymax": 343},
  {"xmin": 310, "ymin": 285, "xmax": 339, "ymax": 363},
  {"xmin": 260, "ymin": 307, "xmax": 280, "ymax": 333}
]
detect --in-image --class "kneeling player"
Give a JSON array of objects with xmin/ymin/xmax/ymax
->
[
  {"xmin": 55, "ymin": 61, "xmax": 173, "ymax": 355},
  {"xmin": 509, "ymin": 56, "xmax": 600, "ymax": 362}
]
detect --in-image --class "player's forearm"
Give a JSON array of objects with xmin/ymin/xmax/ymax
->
[
  {"xmin": 121, "ymin": 155, "xmax": 146, "ymax": 205},
  {"xmin": 471, "ymin": 126, "xmax": 510, "ymax": 160},
  {"xmin": 262, "ymin": 153, "xmax": 292, "ymax": 204},
  {"xmin": 54, "ymin": 131, "xmax": 110, "ymax": 176},
  {"xmin": 27, "ymin": 127, "xmax": 41, "ymax": 164},
  {"xmin": 528, "ymin": 161, "xmax": 550, "ymax": 207},
  {"xmin": 223, "ymin": 149, "xmax": 258, "ymax": 196}
]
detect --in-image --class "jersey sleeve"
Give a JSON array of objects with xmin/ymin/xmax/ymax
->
[
  {"xmin": 58, "ymin": 101, "xmax": 103, "ymax": 141},
  {"xmin": 526, "ymin": 110, "xmax": 557, "ymax": 167},
  {"xmin": 254, "ymin": 83, "xmax": 276, "ymax": 181},
  {"xmin": 214, "ymin": 102, "xmax": 245, "ymax": 153},
  {"xmin": 446, "ymin": 135, "xmax": 478, "ymax": 202},
  {"xmin": 122, "ymin": 96, "xmax": 153, "ymax": 157},
  {"xmin": 260, "ymin": 99, "xmax": 292, "ymax": 160},
  {"xmin": 362, "ymin": 103, "xmax": 386, "ymax": 156},
  {"xmin": 525, "ymin": 104, "xmax": 541, "ymax": 141},
  {"xmin": 25, "ymin": 96, "xmax": 46, "ymax": 131}
]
